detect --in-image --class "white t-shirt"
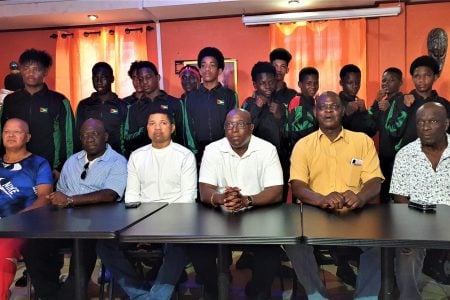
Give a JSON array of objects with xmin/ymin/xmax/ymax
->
[
  {"xmin": 125, "ymin": 141, "xmax": 197, "ymax": 203},
  {"xmin": 199, "ymin": 135, "xmax": 283, "ymax": 196}
]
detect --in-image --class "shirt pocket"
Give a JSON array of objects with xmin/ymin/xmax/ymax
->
[{"xmin": 346, "ymin": 164, "xmax": 363, "ymax": 188}]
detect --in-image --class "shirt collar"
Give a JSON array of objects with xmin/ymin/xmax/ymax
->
[
  {"xmin": 318, "ymin": 127, "xmax": 348, "ymax": 143},
  {"xmin": 220, "ymin": 135, "xmax": 258, "ymax": 158}
]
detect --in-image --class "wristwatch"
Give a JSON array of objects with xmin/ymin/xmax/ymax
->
[{"xmin": 246, "ymin": 195, "xmax": 253, "ymax": 207}]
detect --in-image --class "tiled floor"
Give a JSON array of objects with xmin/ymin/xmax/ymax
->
[{"xmin": 10, "ymin": 253, "xmax": 450, "ymax": 299}]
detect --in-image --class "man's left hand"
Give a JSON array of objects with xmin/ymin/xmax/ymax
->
[
  {"xmin": 269, "ymin": 102, "xmax": 282, "ymax": 119},
  {"xmin": 342, "ymin": 190, "xmax": 364, "ymax": 210},
  {"xmin": 47, "ymin": 191, "xmax": 70, "ymax": 208}
]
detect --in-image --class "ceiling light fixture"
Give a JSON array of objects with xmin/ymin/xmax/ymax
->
[
  {"xmin": 243, "ymin": 5, "xmax": 401, "ymax": 26},
  {"xmin": 87, "ymin": 14, "xmax": 98, "ymax": 21},
  {"xmin": 288, "ymin": 0, "xmax": 300, "ymax": 4}
]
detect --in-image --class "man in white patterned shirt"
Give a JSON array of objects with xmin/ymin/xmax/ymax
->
[{"xmin": 390, "ymin": 101, "xmax": 450, "ymax": 300}]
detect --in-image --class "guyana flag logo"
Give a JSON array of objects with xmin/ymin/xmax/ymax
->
[
  {"xmin": 160, "ymin": 105, "xmax": 168, "ymax": 110},
  {"xmin": 216, "ymin": 99, "xmax": 224, "ymax": 105},
  {"xmin": 109, "ymin": 108, "xmax": 118, "ymax": 114},
  {"xmin": 39, "ymin": 107, "xmax": 48, "ymax": 113}
]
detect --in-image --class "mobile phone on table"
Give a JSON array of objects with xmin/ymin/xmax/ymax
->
[
  {"xmin": 125, "ymin": 201, "xmax": 141, "ymax": 209},
  {"xmin": 408, "ymin": 201, "xmax": 436, "ymax": 212}
]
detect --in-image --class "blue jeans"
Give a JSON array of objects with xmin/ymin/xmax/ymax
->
[
  {"xmin": 395, "ymin": 247, "xmax": 426, "ymax": 300},
  {"xmin": 97, "ymin": 240, "xmax": 188, "ymax": 300},
  {"xmin": 284, "ymin": 244, "xmax": 380, "ymax": 300}
]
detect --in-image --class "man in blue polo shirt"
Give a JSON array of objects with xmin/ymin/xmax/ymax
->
[{"xmin": 22, "ymin": 118, "xmax": 127, "ymax": 300}]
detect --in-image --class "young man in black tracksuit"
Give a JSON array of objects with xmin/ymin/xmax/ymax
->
[
  {"xmin": 368, "ymin": 67, "xmax": 404, "ymax": 203},
  {"xmin": 124, "ymin": 61, "xmax": 182, "ymax": 158},
  {"xmin": 339, "ymin": 64, "xmax": 376, "ymax": 137},
  {"xmin": 181, "ymin": 47, "xmax": 237, "ymax": 164},
  {"xmin": 269, "ymin": 48, "xmax": 297, "ymax": 107},
  {"xmin": 75, "ymin": 62, "xmax": 127, "ymax": 155},
  {"xmin": 242, "ymin": 61, "xmax": 289, "ymax": 200},
  {"xmin": 1, "ymin": 48, "xmax": 74, "ymax": 176}
]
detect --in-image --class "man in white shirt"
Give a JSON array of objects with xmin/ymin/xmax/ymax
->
[
  {"xmin": 97, "ymin": 109, "xmax": 197, "ymax": 300},
  {"xmin": 390, "ymin": 101, "xmax": 450, "ymax": 300},
  {"xmin": 187, "ymin": 108, "xmax": 284, "ymax": 300}
]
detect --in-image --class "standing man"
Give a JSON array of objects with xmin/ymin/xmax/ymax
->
[
  {"xmin": 98, "ymin": 109, "xmax": 197, "ymax": 300},
  {"xmin": 390, "ymin": 102, "xmax": 450, "ymax": 300},
  {"xmin": 1, "ymin": 48, "xmax": 75, "ymax": 178},
  {"xmin": 187, "ymin": 108, "xmax": 284, "ymax": 300},
  {"xmin": 182, "ymin": 47, "xmax": 237, "ymax": 164},
  {"xmin": 22, "ymin": 118, "xmax": 127, "ymax": 300},
  {"xmin": 76, "ymin": 62, "xmax": 127, "ymax": 155},
  {"xmin": 284, "ymin": 91, "xmax": 384, "ymax": 300},
  {"xmin": 124, "ymin": 61, "xmax": 182, "ymax": 157},
  {"xmin": 122, "ymin": 61, "xmax": 144, "ymax": 106},
  {"xmin": 339, "ymin": 64, "xmax": 376, "ymax": 137},
  {"xmin": 269, "ymin": 48, "xmax": 297, "ymax": 106}
]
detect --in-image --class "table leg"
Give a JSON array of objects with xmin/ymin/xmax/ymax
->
[
  {"xmin": 217, "ymin": 244, "xmax": 230, "ymax": 300},
  {"xmin": 73, "ymin": 239, "xmax": 83, "ymax": 300},
  {"xmin": 380, "ymin": 247, "xmax": 395, "ymax": 300}
]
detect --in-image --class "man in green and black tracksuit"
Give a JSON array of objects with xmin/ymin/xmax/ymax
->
[
  {"xmin": 388, "ymin": 56, "xmax": 450, "ymax": 151},
  {"xmin": 1, "ymin": 49, "xmax": 74, "ymax": 175},
  {"xmin": 182, "ymin": 47, "xmax": 237, "ymax": 164}
]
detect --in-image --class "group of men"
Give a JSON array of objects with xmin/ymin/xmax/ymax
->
[{"xmin": 0, "ymin": 44, "xmax": 448, "ymax": 300}]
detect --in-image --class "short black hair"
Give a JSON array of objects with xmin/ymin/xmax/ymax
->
[
  {"xmin": 269, "ymin": 48, "xmax": 292, "ymax": 64},
  {"xmin": 339, "ymin": 64, "xmax": 361, "ymax": 80},
  {"xmin": 409, "ymin": 55, "xmax": 440, "ymax": 76},
  {"xmin": 383, "ymin": 67, "xmax": 403, "ymax": 81},
  {"xmin": 127, "ymin": 61, "xmax": 140, "ymax": 78},
  {"xmin": 197, "ymin": 47, "xmax": 225, "ymax": 70},
  {"xmin": 147, "ymin": 108, "xmax": 175, "ymax": 124},
  {"xmin": 4, "ymin": 73, "xmax": 24, "ymax": 91},
  {"xmin": 19, "ymin": 49, "xmax": 52, "ymax": 68},
  {"xmin": 299, "ymin": 67, "xmax": 319, "ymax": 82},
  {"xmin": 136, "ymin": 61, "xmax": 159, "ymax": 76},
  {"xmin": 92, "ymin": 62, "xmax": 113, "ymax": 77},
  {"xmin": 251, "ymin": 61, "xmax": 276, "ymax": 82}
]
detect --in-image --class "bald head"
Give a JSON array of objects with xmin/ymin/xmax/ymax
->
[
  {"xmin": 416, "ymin": 101, "xmax": 449, "ymax": 147},
  {"xmin": 80, "ymin": 118, "xmax": 108, "ymax": 160},
  {"xmin": 226, "ymin": 108, "xmax": 252, "ymax": 123},
  {"xmin": 4, "ymin": 118, "xmax": 29, "ymax": 134},
  {"xmin": 417, "ymin": 102, "xmax": 448, "ymax": 120}
]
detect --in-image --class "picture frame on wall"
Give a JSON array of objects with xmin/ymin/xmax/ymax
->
[{"xmin": 175, "ymin": 59, "xmax": 238, "ymax": 92}]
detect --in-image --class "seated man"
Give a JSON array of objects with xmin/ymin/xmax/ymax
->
[
  {"xmin": 97, "ymin": 109, "xmax": 197, "ymax": 300},
  {"xmin": 284, "ymin": 91, "xmax": 384, "ymax": 300},
  {"xmin": 22, "ymin": 118, "xmax": 127, "ymax": 300},
  {"xmin": 390, "ymin": 102, "xmax": 450, "ymax": 300},
  {"xmin": 187, "ymin": 108, "xmax": 284, "ymax": 300}
]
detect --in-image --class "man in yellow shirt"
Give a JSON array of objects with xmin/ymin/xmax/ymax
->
[{"xmin": 284, "ymin": 91, "xmax": 384, "ymax": 299}]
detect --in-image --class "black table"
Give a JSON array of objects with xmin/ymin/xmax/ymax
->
[
  {"xmin": 0, "ymin": 202, "xmax": 167, "ymax": 300},
  {"xmin": 301, "ymin": 203, "xmax": 450, "ymax": 299},
  {"xmin": 120, "ymin": 203, "xmax": 302, "ymax": 299}
]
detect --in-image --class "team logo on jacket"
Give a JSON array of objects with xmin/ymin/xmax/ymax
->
[
  {"xmin": 160, "ymin": 105, "xmax": 168, "ymax": 110},
  {"xmin": 109, "ymin": 108, "xmax": 118, "ymax": 114},
  {"xmin": 216, "ymin": 99, "xmax": 224, "ymax": 105},
  {"xmin": 39, "ymin": 107, "xmax": 48, "ymax": 113}
]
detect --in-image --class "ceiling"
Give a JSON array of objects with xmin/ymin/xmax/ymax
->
[{"xmin": 0, "ymin": 0, "xmax": 423, "ymax": 31}]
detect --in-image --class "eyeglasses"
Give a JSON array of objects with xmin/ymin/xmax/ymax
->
[
  {"xmin": 80, "ymin": 162, "xmax": 90, "ymax": 180},
  {"xmin": 416, "ymin": 120, "xmax": 440, "ymax": 128},
  {"xmin": 224, "ymin": 121, "xmax": 252, "ymax": 130},
  {"xmin": 317, "ymin": 104, "xmax": 341, "ymax": 111},
  {"xmin": 80, "ymin": 131, "xmax": 101, "ymax": 139}
]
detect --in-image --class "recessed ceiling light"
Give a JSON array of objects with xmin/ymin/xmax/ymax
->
[
  {"xmin": 88, "ymin": 15, "xmax": 98, "ymax": 21},
  {"xmin": 288, "ymin": 0, "xmax": 300, "ymax": 4}
]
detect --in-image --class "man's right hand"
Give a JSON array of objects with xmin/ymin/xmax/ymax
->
[
  {"xmin": 321, "ymin": 192, "xmax": 345, "ymax": 209},
  {"xmin": 345, "ymin": 101, "xmax": 359, "ymax": 116}
]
